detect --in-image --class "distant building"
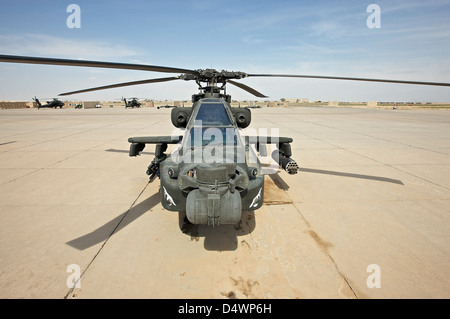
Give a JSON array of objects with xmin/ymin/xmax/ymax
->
[
  {"xmin": 83, "ymin": 101, "xmax": 101, "ymax": 109},
  {"xmin": 328, "ymin": 101, "xmax": 339, "ymax": 107},
  {"xmin": 283, "ymin": 98, "xmax": 309, "ymax": 103},
  {"xmin": 0, "ymin": 101, "xmax": 34, "ymax": 109}
]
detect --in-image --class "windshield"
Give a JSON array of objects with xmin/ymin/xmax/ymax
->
[
  {"xmin": 189, "ymin": 127, "xmax": 239, "ymax": 147},
  {"xmin": 194, "ymin": 103, "xmax": 232, "ymax": 126}
]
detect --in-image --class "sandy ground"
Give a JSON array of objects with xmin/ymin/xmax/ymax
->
[{"xmin": 0, "ymin": 106, "xmax": 449, "ymax": 299}]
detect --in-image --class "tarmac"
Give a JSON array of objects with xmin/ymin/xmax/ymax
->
[{"xmin": 0, "ymin": 106, "xmax": 449, "ymax": 299}]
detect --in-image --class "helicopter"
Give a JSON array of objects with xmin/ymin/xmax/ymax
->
[
  {"xmin": 32, "ymin": 96, "xmax": 65, "ymax": 109},
  {"xmin": 122, "ymin": 97, "xmax": 141, "ymax": 108},
  {"xmin": 1, "ymin": 54, "xmax": 449, "ymax": 226}
]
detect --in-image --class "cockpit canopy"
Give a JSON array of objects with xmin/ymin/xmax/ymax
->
[
  {"xmin": 193, "ymin": 100, "xmax": 233, "ymax": 127},
  {"xmin": 188, "ymin": 99, "xmax": 238, "ymax": 147},
  {"xmin": 189, "ymin": 126, "xmax": 239, "ymax": 147}
]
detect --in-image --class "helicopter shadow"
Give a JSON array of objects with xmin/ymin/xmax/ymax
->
[
  {"xmin": 298, "ymin": 167, "xmax": 404, "ymax": 185},
  {"xmin": 66, "ymin": 191, "xmax": 160, "ymax": 251},
  {"xmin": 66, "ymin": 189, "xmax": 254, "ymax": 252},
  {"xmin": 0, "ymin": 141, "xmax": 16, "ymax": 146},
  {"xmin": 66, "ymin": 166, "xmax": 402, "ymax": 251},
  {"xmin": 105, "ymin": 148, "xmax": 154, "ymax": 156},
  {"xmin": 178, "ymin": 210, "xmax": 255, "ymax": 251}
]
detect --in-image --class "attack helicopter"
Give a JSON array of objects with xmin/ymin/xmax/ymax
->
[
  {"xmin": 122, "ymin": 97, "xmax": 141, "ymax": 108},
  {"xmin": 32, "ymin": 96, "xmax": 64, "ymax": 109},
  {"xmin": 1, "ymin": 54, "xmax": 449, "ymax": 226}
]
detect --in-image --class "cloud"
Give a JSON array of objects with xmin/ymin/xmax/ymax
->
[
  {"xmin": 241, "ymin": 36, "xmax": 265, "ymax": 45},
  {"xmin": 0, "ymin": 34, "xmax": 141, "ymax": 60},
  {"xmin": 381, "ymin": 0, "xmax": 450, "ymax": 14}
]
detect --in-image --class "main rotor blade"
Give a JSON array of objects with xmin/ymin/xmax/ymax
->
[
  {"xmin": 227, "ymin": 80, "xmax": 268, "ymax": 98},
  {"xmin": 246, "ymin": 74, "xmax": 450, "ymax": 87},
  {"xmin": 59, "ymin": 77, "xmax": 180, "ymax": 96},
  {"xmin": 0, "ymin": 54, "xmax": 198, "ymax": 75}
]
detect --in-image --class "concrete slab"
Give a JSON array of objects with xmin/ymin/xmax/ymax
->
[{"xmin": 0, "ymin": 107, "xmax": 449, "ymax": 299}]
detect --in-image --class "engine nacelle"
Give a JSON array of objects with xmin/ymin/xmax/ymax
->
[
  {"xmin": 231, "ymin": 108, "xmax": 251, "ymax": 128},
  {"xmin": 171, "ymin": 107, "xmax": 192, "ymax": 128}
]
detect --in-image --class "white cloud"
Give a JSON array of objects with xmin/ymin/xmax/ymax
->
[{"xmin": 0, "ymin": 34, "xmax": 141, "ymax": 60}]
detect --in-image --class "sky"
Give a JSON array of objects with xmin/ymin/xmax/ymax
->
[{"xmin": 0, "ymin": 0, "xmax": 450, "ymax": 102}]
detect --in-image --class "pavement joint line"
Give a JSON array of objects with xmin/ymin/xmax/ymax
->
[
  {"xmin": 63, "ymin": 180, "xmax": 151, "ymax": 299},
  {"xmin": 332, "ymin": 145, "xmax": 450, "ymax": 192},
  {"xmin": 0, "ymin": 117, "xmax": 139, "ymax": 153},
  {"xmin": 274, "ymin": 118, "xmax": 450, "ymax": 191},
  {"xmin": 2, "ymin": 145, "xmax": 104, "ymax": 185},
  {"xmin": 386, "ymin": 165, "xmax": 450, "ymax": 191},
  {"xmin": 288, "ymin": 200, "xmax": 359, "ymax": 299},
  {"xmin": 0, "ymin": 119, "xmax": 147, "ymax": 185},
  {"xmin": 1, "ymin": 148, "xmax": 89, "ymax": 184},
  {"xmin": 0, "ymin": 118, "xmax": 104, "ymax": 141},
  {"xmin": 283, "ymin": 116, "xmax": 450, "ymax": 158},
  {"xmin": 264, "ymin": 115, "xmax": 448, "ymax": 296}
]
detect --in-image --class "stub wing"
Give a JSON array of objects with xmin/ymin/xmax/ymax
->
[
  {"xmin": 128, "ymin": 135, "xmax": 183, "ymax": 157},
  {"xmin": 128, "ymin": 136, "xmax": 183, "ymax": 144}
]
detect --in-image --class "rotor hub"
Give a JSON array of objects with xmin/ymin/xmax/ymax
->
[{"xmin": 180, "ymin": 70, "xmax": 248, "ymax": 84}]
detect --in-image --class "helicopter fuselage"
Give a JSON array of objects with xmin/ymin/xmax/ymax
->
[
  {"xmin": 160, "ymin": 97, "xmax": 264, "ymax": 225},
  {"xmin": 33, "ymin": 97, "xmax": 64, "ymax": 109},
  {"xmin": 129, "ymin": 94, "xmax": 297, "ymax": 226}
]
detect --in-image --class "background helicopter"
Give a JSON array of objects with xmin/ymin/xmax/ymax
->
[
  {"xmin": 1, "ymin": 54, "xmax": 450, "ymax": 227},
  {"xmin": 32, "ymin": 96, "xmax": 64, "ymax": 109},
  {"xmin": 121, "ymin": 97, "xmax": 142, "ymax": 108}
]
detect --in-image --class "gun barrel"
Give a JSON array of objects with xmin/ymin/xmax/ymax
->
[
  {"xmin": 281, "ymin": 157, "xmax": 299, "ymax": 175},
  {"xmin": 272, "ymin": 150, "xmax": 299, "ymax": 175}
]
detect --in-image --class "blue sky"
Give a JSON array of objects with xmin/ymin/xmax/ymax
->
[{"xmin": 1, "ymin": 0, "xmax": 450, "ymax": 102}]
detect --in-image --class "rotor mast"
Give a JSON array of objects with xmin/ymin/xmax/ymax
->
[{"xmin": 186, "ymin": 69, "xmax": 248, "ymax": 102}]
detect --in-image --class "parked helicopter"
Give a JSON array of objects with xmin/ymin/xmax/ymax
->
[
  {"xmin": 1, "ymin": 54, "xmax": 449, "ymax": 226},
  {"xmin": 32, "ymin": 96, "xmax": 64, "ymax": 109},
  {"xmin": 122, "ymin": 97, "xmax": 141, "ymax": 108}
]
